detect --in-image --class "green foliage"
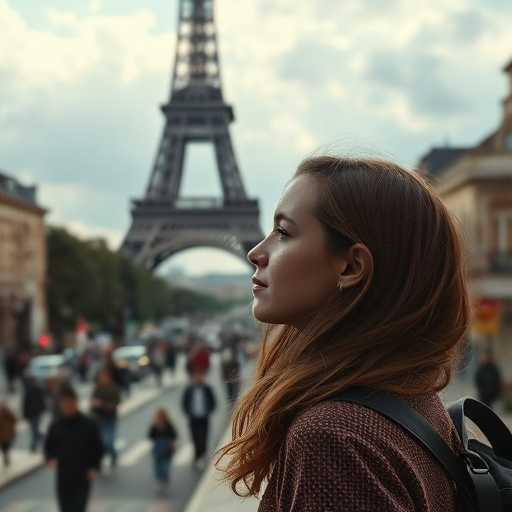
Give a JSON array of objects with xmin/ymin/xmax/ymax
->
[{"xmin": 46, "ymin": 227, "xmax": 230, "ymax": 340}]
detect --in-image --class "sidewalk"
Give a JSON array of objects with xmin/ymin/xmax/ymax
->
[
  {"xmin": 0, "ymin": 370, "xmax": 185, "ymax": 490},
  {"xmin": 183, "ymin": 429, "xmax": 259, "ymax": 512},
  {"xmin": 185, "ymin": 374, "xmax": 512, "ymax": 512}
]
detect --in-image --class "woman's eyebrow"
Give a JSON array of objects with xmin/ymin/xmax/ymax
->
[{"xmin": 274, "ymin": 212, "xmax": 297, "ymax": 226}]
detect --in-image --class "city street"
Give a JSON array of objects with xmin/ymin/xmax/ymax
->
[{"xmin": 0, "ymin": 354, "xmax": 239, "ymax": 512}]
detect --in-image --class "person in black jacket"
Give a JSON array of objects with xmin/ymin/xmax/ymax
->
[
  {"xmin": 44, "ymin": 386, "xmax": 104, "ymax": 512},
  {"xmin": 148, "ymin": 408, "xmax": 178, "ymax": 494},
  {"xmin": 22, "ymin": 375, "xmax": 47, "ymax": 452},
  {"xmin": 475, "ymin": 350, "xmax": 502, "ymax": 408},
  {"xmin": 182, "ymin": 370, "xmax": 216, "ymax": 469}
]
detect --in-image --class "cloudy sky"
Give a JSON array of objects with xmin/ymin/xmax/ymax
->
[{"xmin": 1, "ymin": 0, "xmax": 512, "ymax": 275}]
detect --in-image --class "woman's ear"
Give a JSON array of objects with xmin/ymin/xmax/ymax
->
[{"xmin": 336, "ymin": 243, "xmax": 372, "ymax": 289}]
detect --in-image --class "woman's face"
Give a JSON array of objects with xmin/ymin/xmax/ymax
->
[{"xmin": 248, "ymin": 175, "xmax": 342, "ymax": 327}]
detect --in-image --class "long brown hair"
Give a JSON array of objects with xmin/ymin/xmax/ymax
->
[{"xmin": 216, "ymin": 156, "xmax": 471, "ymax": 497}]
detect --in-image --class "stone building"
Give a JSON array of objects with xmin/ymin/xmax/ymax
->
[
  {"xmin": 419, "ymin": 59, "xmax": 512, "ymax": 370},
  {"xmin": 0, "ymin": 171, "xmax": 47, "ymax": 350}
]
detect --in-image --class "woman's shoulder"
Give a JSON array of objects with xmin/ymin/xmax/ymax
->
[
  {"xmin": 288, "ymin": 400, "xmax": 388, "ymax": 447},
  {"xmin": 259, "ymin": 395, "xmax": 459, "ymax": 512},
  {"xmin": 287, "ymin": 392, "xmax": 457, "ymax": 452}
]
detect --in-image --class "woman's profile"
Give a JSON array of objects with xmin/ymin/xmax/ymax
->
[{"xmin": 217, "ymin": 156, "xmax": 470, "ymax": 511}]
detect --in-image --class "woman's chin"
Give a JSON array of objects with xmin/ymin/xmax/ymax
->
[
  {"xmin": 252, "ymin": 303, "xmax": 276, "ymax": 324},
  {"xmin": 252, "ymin": 304, "xmax": 290, "ymax": 326}
]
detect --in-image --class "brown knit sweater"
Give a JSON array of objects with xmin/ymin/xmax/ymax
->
[{"xmin": 258, "ymin": 393, "xmax": 461, "ymax": 512}]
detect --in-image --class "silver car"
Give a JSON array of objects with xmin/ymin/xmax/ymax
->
[
  {"xmin": 112, "ymin": 345, "xmax": 150, "ymax": 381},
  {"xmin": 28, "ymin": 355, "xmax": 72, "ymax": 384}
]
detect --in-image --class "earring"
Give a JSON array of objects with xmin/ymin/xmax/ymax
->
[{"xmin": 337, "ymin": 283, "xmax": 343, "ymax": 293}]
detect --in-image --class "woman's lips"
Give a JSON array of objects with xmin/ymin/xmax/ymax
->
[{"xmin": 252, "ymin": 276, "xmax": 267, "ymax": 292}]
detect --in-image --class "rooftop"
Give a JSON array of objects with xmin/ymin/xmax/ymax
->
[
  {"xmin": 418, "ymin": 147, "xmax": 469, "ymax": 175},
  {"xmin": 0, "ymin": 171, "xmax": 37, "ymax": 205}
]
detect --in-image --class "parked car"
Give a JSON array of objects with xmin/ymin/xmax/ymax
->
[
  {"xmin": 112, "ymin": 345, "xmax": 150, "ymax": 381},
  {"xmin": 28, "ymin": 355, "xmax": 72, "ymax": 385}
]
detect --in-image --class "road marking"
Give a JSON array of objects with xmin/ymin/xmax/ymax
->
[
  {"xmin": 0, "ymin": 501, "xmax": 177, "ymax": 512},
  {"xmin": 0, "ymin": 502, "xmax": 32, "ymax": 512},
  {"xmin": 118, "ymin": 439, "xmax": 151, "ymax": 466},
  {"xmin": 115, "ymin": 438, "xmax": 126, "ymax": 450},
  {"xmin": 117, "ymin": 440, "xmax": 193, "ymax": 468},
  {"xmin": 174, "ymin": 442, "xmax": 193, "ymax": 466}
]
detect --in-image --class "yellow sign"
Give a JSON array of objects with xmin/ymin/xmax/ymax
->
[{"xmin": 473, "ymin": 317, "xmax": 498, "ymax": 334}]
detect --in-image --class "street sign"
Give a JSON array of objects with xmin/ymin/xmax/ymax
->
[{"xmin": 473, "ymin": 298, "xmax": 499, "ymax": 334}]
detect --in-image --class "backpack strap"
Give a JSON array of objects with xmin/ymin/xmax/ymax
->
[
  {"xmin": 333, "ymin": 387, "xmax": 500, "ymax": 512},
  {"xmin": 448, "ymin": 397, "xmax": 512, "ymax": 459}
]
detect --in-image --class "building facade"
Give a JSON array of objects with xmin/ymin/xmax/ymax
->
[
  {"xmin": 419, "ymin": 60, "xmax": 512, "ymax": 370},
  {"xmin": 0, "ymin": 172, "xmax": 47, "ymax": 350}
]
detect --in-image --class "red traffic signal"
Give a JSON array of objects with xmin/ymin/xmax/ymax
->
[{"xmin": 38, "ymin": 334, "xmax": 50, "ymax": 347}]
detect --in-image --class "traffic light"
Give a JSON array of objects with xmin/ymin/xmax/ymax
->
[{"xmin": 38, "ymin": 333, "xmax": 50, "ymax": 347}]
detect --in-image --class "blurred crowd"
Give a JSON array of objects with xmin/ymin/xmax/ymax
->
[{"xmin": 0, "ymin": 319, "xmax": 255, "ymax": 511}]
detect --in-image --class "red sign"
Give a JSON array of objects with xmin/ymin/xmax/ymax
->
[
  {"xmin": 38, "ymin": 334, "xmax": 50, "ymax": 347},
  {"xmin": 475, "ymin": 299, "xmax": 499, "ymax": 321}
]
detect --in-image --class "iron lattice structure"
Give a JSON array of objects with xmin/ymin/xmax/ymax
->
[{"xmin": 121, "ymin": 0, "xmax": 263, "ymax": 269}]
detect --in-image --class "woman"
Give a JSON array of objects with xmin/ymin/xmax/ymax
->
[
  {"xmin": 0, "ymin": 401, "xmax": 17, "ymax": 467},
  {"xmin": 148, "ymin": 408, "xmax": 177, "ymax": 493},
  {"xmin": 217, "ymin": 157, "xmax": 470, "ymax": 511}
]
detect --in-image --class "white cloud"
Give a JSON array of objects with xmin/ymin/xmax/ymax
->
[{"xmin": 88, "ymin": 0, "xmax": 101, "ymax": 16}]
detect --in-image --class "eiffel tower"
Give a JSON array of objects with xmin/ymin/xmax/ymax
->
[{"xmin": 121, "ymin": 0, "xmax": 263, "ymax": 269}]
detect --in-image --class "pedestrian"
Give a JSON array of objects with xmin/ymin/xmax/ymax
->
[
  {"xmin": 90, "ymin": 368, "xmax": 121, "ymax": 469},
  {"xmin": 77, "ymin": 351, "xmax": 90, "ymax": 382},
  {"xmin": 44, "ymin": 385, "xmax": 104, "ymax": 512},
  {"xmin": 46, "ymin": 375, "xmax": 63, "ymax": 421},
  {"xmin": 475, "ymin": 349, "xmax": 502, "ymax": 408},
  {"xmin": 3, "ymin": 347, "xmax": 18, "ymax": 393},
  {"xmin": 103, "ymin": 350, "xmax": 128, "ymax": 393},
  {"xmin": 149, "ymin": 342, "xmax": 166, "ymax": 387},
  {"xmin": 216, "ymin": 156, "xmax": 472, "ymax": 510},
  {"xmin": 186, "ymin": 342, "xmax": 210, "ymax": 376},
  {"xmin": 182, "ymin": 370, "xmax": 216, "ymax": 469},
  {"xmin": 22, "ymin": 374, "xmax": 47, "ymax": 452},
  {"xmin": 165, "ymin": 341, "xmax": 177, "ymax": 376},
  {"xmin": 148, "ymin": 408, "xmax": 178, "ymax": 494},
  {"xmin": 0, "ymin": 401, "xmax": 17, "ymax": 467},
  {"xmin": 220, "ymin": 330, "xmax": 242, "ymax": 401}
]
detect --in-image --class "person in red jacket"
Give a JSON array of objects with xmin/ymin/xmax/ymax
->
[{"xmin": 186, "ymin": 343, "xmax": 210, "ymax": 376}]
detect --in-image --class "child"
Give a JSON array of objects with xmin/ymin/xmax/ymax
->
[
  {"xmin": 148, "ymin": 408, "xmax": 177, "ymax": 494},
  {"xmin": 0, "ymin": 401, "xmax": 17, "ymax": 467}
]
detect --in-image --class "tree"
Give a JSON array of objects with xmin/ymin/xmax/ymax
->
[{"xmin": 46, "ymin": 227, "xmax": 232, "ymax": 345}]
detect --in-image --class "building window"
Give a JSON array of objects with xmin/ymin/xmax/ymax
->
[{"xmin": 491, "ymin": 210, "xmax": 512, "ymax": 272}]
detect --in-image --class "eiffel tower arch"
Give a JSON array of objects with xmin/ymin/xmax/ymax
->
[{"xmin": 121, "ymin": 0, "xmax": 264, "ymax": 270}]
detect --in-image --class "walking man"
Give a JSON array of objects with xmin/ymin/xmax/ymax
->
[
  {"xmin": 22, "ymin": 374, "xmax": 47, "ymax": 452},
  {"xmin": 475, "ymin": 349, "xmax": 502, "ymax": 408},
  {"xmin": 44, "ymin": 386, "xmax": 104, "ymax": 512},
  {"xmin": 90, "ymin": 368, "xmax": 121, "ymax": 468},
  {"xmin": 182, "ymin": 370, "xmax": 216, "ymax": 469}
]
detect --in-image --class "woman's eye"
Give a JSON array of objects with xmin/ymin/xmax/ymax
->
[{"xmin": 276, "ymin": 227, "xmax": 289, "ymax": 239}]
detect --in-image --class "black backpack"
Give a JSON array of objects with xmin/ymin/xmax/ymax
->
[{"xmin": 334, "ymin": 387, "xmax": 512, "ymax": 512}]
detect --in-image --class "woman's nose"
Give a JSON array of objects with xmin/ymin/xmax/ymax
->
[{"xmin": 247, "ymin": 240, "xmax": 268, "ymax": 267}]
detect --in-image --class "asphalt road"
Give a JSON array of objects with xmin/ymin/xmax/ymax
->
[{"xmin": 0, "ymin": 354, "xmax": 239, "ymax": 512}]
